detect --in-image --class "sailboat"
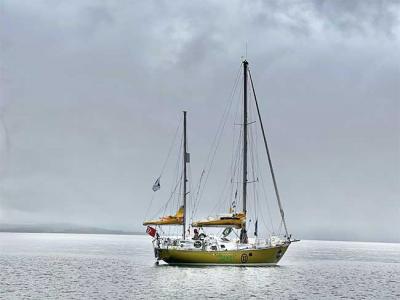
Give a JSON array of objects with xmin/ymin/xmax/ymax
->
[{"xmin": 143, "ymin": 60, "xmax": 296, "ymax": 266}]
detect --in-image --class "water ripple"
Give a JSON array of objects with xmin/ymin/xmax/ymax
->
[{"xmin": 0, "ymin": 233, "xmax": 399, "ymax": 299}]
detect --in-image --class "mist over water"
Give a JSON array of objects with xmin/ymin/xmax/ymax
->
[{"xmin": 1, "ymin": 233, "xmax": 399, "ymax": 299}]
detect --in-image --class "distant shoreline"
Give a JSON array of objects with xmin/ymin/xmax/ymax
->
[
  {"xmin": 0, "ymin": 228, "xmax": 398, "ymax": 244},
  {"xmin": 0, "ymin": 224, "xmax": 145, "ymax": 236},
  {"xmin": 0, "ymin": 230, "xmax": 145, "ymax": 236}
]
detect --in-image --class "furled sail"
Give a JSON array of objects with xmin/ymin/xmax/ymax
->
[
  {"xmin": 143, "ymin": 206, "xmax": 184, "ymax": 226},
  {"xmin": 192, "ymin": 212, "xmax": 246, "ymax": 229}
]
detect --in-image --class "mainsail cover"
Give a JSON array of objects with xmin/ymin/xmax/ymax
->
[
  {"xmin": 192, "ymin": 212, "xmax": 246, "ymax": 229},
  {"xmin": 143, "ymin": 206, "xmax": 184, "ymax": 226}
]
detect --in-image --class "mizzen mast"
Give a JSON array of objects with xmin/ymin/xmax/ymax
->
[{"xmin": 183, "ymin": 111, "xmax": 188, "ymax": 239}]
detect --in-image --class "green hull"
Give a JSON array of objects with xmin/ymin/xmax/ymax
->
[{"xmin": 156, "ymin": 244, "xmax": 289, "ymax": 266}]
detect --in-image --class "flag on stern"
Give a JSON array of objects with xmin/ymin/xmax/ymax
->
[
  {"xmin": 152, "ymin": 177, "xmax": 160, "ymax": 192},
  {"xmin": 146, "ymin": 226, "xmax": 157, "ymax": 237}
]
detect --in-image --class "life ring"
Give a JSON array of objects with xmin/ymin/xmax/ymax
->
[{"xmin": 194, "ymin": 241, "xmax": 202, "ymax": 248}]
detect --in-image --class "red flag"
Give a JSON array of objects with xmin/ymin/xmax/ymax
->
[{"xmin": 146, "ymin": 226, "xmax": 156, "ymax": 237}]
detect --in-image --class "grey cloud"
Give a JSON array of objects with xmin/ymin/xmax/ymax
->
[{"xmin": 0, "ymin": 0, "xmax": 399, "ymax": 242}]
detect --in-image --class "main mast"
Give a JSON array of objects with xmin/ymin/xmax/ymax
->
[
  {"xmin": 183, "ymin": 111, "xmax": 188, "ymax": 239},
  {"xmin": 241, "ymin": 60, "xmax": 249, "ymax": 243}
]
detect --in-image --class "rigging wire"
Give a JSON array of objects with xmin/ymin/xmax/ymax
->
[
  {"xmin": 209, "ymin": 77, "xmax": 244, "ymax": 215},
  {"xmin": 191, "ymin": 63, "xmax": 242, "ymax": 218},
  {"xmin": 149, "ymin": 125, "xmax": 183, "ymax": 220},
  {"xmin": 174, "ymin": 129, "xmax": 184, "ymax": 214},
  {"xmin": 248, "ymin": 80, "xmax": 275, "ymax": 235},
  {"xmin": 230, "ymin": 82, "xmax": 244, "ymax": 212},
  {"xmin": 248, "ymin": 98, "xmax": 258, "ymax": 235},
  {"xmin": 249, "ymin": 67, "xmax": 289, "ymax": 237},
  {"xmin": 144, "ymin": 115, "xmax": 181, "ymax": 220},
  {"xmin": 159, "ymin": 116, "xmax": 182, "ymax": 178},
  {"xmin": 152, "ymin": 173, "xmax": 182, "ymax": 219},
  {"xmin": 247, "ymin": 68, "xmax": 276, "ymax": 234},
  {"xmin": 144, "ymin": 193, "xmax": 156, "ymax": 221},
  {"xmin": 186, "ymin": 138, "xmax": 193, "ymax": 227},
  {"xmin": 190, "ymin": 169, "xmax": 205, "ymax": 220}
]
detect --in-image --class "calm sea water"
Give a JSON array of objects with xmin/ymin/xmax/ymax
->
[{"xmin": 0, "ymin": 233, "xmax": 399, "ymax": 299}]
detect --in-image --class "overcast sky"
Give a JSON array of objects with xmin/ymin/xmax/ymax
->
[{"xmin": 0, "ymin": 0, "xmax": 399, "ymax": 242}]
